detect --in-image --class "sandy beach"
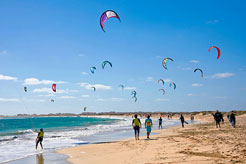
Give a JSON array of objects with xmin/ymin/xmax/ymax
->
[{"xmin": 58, "ymin": 114, "xmax": 246, "ymax": 164}]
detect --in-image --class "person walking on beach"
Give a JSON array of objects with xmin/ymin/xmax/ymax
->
[
  {"xmin": 230, "ymin": 111, "xmax": 236, "ymax": 128},
  {"xmin": 132, "ymin": 114, "xmax": 141, "ymax": 140},
  {"xmin": 214, "ymin": 110, "xmax": 222, "ymax": 128},
  {"xmin": 145, "ymin": 115, "xmax": 152, "ymax": 139},
  {"xmin": 36, "ymin": 128, "xmax": 44, "ymax": 150},
  {"xmin": 159, "ymin": 117, "xmax": 163, "ymax": 129},
  {"xmin": 180, "ymin": 114, "xmax": 185, "ymax": 128}
]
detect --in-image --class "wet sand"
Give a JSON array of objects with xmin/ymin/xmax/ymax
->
[
  {"xmin": 5, "ymin": 152, "xmax": 70, "ymax": 164},
  {"xmin": 58, "ymin": 114, "xmax": 246, "ymax": 164}
]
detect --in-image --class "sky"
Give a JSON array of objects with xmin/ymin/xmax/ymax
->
[{"xmin": 0, "ymin": 0, "xmax": 245, "ymax": 115}]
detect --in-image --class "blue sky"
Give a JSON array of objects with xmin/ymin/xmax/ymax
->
[{"xmin": 0, "ymin": 0, "xmax": 245, "ymax": 115}]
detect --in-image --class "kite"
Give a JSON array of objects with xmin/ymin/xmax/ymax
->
[
  {"xmin": 158, "ymin": 79, "xmax": 165, "ymax": 85},
  {"xmin": 194, "ymin": 68, "xmax": 204, "ymax": 77},
  {"xmin": 159, "ymin": 89, "xmax": 165, "ymax": 95},
  {"xmin": 131, "ymin": 90, "xmax": 137, "ymax": 97},
  {"xmin": 90, "ymin": 67, "xmax": 96, "ymax": 74},
  {"xmin": 119, "ymin": 85, "xmax": 124, "ymax": 90},
  {"xmin": 51, "ymin": 99, "xmax": 54, "ymax": 102},
  {"xmin": 169, "ymin": 82, "xmax": 176, "ymax": 90},
  {"xmin": 100, "ymin": 10, "xmax": 120, "ymax": 32},
  {"xmin": 133, "ymin": 96, "xmax": 137, "ymax": 102},
  {"xmin": 102, "ymin": 61, "xmax": 112, "ymax": 69},
  {"xmin": 208, "ymin": 46, "xmax": 221, "ymax": 59},
  {"xmin": 84, "ymin": 107, "xmax": 87, "ymax": 112},
  {"xmin": 52, "ymin": 84, "xmax": 56, "ymax": 92},
  {"xmin": 162, "ymin": 58, "xmax": 174, "ymax": 70},
  {"xmin": 91, "ymin": 86, "xmax": 96, "ymax": 92},
  {"xmin": 24, "ymin": 87, "xmax": 27, "ymax": 92}
]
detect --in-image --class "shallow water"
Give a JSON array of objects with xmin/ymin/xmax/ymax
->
[{"xmin": 0, "ymin": 116, "xmax": 184, "ymax": 163}]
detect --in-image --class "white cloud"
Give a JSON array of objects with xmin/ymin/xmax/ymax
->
[
  {"xmin": 78, "ymin": 54, "xmax": 85, "ymax": 57},
  {"xmin": 96, "ymin": 98, "xmax": 107, "ymax": 102},
  {"xmin": 79, "ymin": 83, "xmax": 112, "ymax": 90},
  {"xmin": 156, "ymin": 98, "xmax": 169, "ymax": 102},
  {"xmin": 206, "ymin": 19, "xmax": 219, "ymax": 24},
  {"xmin": 146, "ymin": 77, "xmax": 153, "ymax": 82},
  {"xmin": 23, "ymin": 98, "xmax": 46, "ymax": 102},
  {"xmin": 0, "ymin": 74, "xmax": 18, "ymax": 81},
  {"xmin": 239, "ymin": 68, "xmax": 246, "ymax": 71},
  {"xmin": 190, "ymin": 60, "xmax": 200, "ymax": 64},
  {"xmin": 33, "ymin": 88, "xmax": 67, "ymax": 94},
  {"xmin": 187, "ymin": 93, "xmax": 194, "ymax": 96},
  {"xmin": 81, "ymin": 95, "xmax": 90, "ymax": 98},
  {"xmin": 24, "ymin": 78, "xmax": 65, "ymax": 85},
  {"xmin": 192, "ymin": 83, "xmax": 203, "ymax": 87},
  {"xmin": 181, "ymin": 67, "xmax": 192, "ymax": 71},
  {"xmin": 156, "ymin": 56, "xmax": 161, "ymax": 59},
  {"xmin": 0, "ymin": 50, "xmax": 7, "ymax": 55},
  {"xmin": 0, "ymin": 98, "xmax": 20, "ymax": 102},
  {"xmin": 124, "ymin": 87, "xmax": 136, "ymax": 90},
  {"xmin": 215, "ymin": 96, "xmax": 227, "ymax": 99},
  {"xmin": 96, "ymin": 98, "xmax": 125, "ymax": 102},
  {"xmin": 38, "ymin": 94, "xmax": 55, "ymax": 97},
  {"xmin": 110, "ymin": 98, "xmax": 125, "ymax": 102},
  {"xmin": 59, "ymin": 96, "xmax": 76, "ymax": 99},
  {"xmin": 211, "ymin": 73, "xmax": 235, "ymax": 79},
  {"xmin": 82, "ymin": 72, "xmax": 88, "ymax": 75},
  {"xmin": 163, "ymin": 79, "xmax": 171, "ymax": 83}
]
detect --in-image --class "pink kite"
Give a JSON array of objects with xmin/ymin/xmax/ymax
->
[{"xmin": 100, "ymin": 10, "xmax": 120, "ymax": 32}]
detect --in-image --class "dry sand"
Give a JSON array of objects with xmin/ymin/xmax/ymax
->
[{"xmin": 58, "ymin": 114, "xmax": 246, "ymax": 164}]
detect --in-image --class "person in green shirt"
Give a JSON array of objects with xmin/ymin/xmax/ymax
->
[
  {"xmin": 36, "ymin": 128, "xmax": 44, "ymax": 149},
  {"xmin": 132, "ymin": 114, "xmax": 141, "ymax": 140}
]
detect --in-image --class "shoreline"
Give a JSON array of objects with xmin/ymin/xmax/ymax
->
[
  {"xmin": 3, "ymin": 115, "xmax": 181, "ymax": 164},
  {"xmin": 57, "ymin": 114, "xmax": 246, "ymax": 164}
]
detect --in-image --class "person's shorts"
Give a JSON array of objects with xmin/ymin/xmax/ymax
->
[
  {"xmin": 216, "ymin": 119, "xmax": 220, "ymax": 124},
  {"xmin": 37, "ymin": 137, "xmax": 43, "ymax": 143},
  {"xmin": 146, "ymin": 126, "xmax": 151, "ymax": 133},
  {"xmin": 134, "ymin": 126, "xmax": 140, "ymax": 135}
]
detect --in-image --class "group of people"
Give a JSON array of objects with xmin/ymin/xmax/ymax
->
[
  {"xmin": 213, "ymin": 110, "xmax": 236, "ymax": 128},
  {"xmin": 35, "ymin": 111, "xmax": 237, "ymax": 150},
  {"xmin": 132, "ymin": 114, "xmax": 153, "ymax": 140},
  {"xmin": 132, "ymin": 113, "xmax": 190, "ymax": 140}
]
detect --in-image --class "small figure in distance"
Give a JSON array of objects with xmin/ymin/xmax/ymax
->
[
  {"xmin": 159, "ymin": 117, "xmax": 163, "ymax": 129},
  {"xmin": 214, "ymin": 110, "xmax": 222, "ymax": 128},
  {"xmin": 230, "ymin": 111, "xmax": 236, "ymax": 128}
]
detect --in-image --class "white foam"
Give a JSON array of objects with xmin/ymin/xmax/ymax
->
[{"xmin": 0, "ymin": 116, "xmax": 180, "ymax": 163}]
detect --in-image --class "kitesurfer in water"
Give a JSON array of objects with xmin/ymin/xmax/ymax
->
[
  {"xmin": 132, "ymin": 114, "xmax": 141, "ymax": 140},
  {"xmin": 145, "ymin": 115, "xmax": 152, "ymax": 139},
  {"xmin": 36, "ymin": 128, "xmax": 44, "ymax": 149}
]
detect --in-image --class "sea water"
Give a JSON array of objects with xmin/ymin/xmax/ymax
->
[{"xmin": 0, "ymin": 116, "xmax": 182, "ymax": 163}]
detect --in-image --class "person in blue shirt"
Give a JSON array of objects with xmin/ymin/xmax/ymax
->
[{"xmin": 145, "ymin": 115, "xmax": 152, "ymax": 139}]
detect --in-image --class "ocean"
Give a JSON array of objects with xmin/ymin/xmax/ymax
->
[{"xmin": 0, "ymin": 116, "xmax": 182, "ymax": 163}]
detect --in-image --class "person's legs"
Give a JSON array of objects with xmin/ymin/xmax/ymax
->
[
  {"xmin": 36, "ymin": 139, "xmax": 40, "ymax": 149},
  {"xmin": 181, "ymin": 121, "xmax": 184, "ymax": 128},
  {"xmin": 40, "ymin": 142, "xmax": 43, "ymax": 149},
  {"xmin": 137, "ymin": 128, "xmax": 140, "ymax": 140},
  {"xmin": 134, "ymin": 127, "xmax": 137, "ymax": 140}
]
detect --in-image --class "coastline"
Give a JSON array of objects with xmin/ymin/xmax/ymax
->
[
  {"xmin": 2, "ymin": 115, "xmax": 181, "ymax": 164},
  {"xmin": 57, "ymin": 114, "xmax": 246, "ymax": 164}
]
